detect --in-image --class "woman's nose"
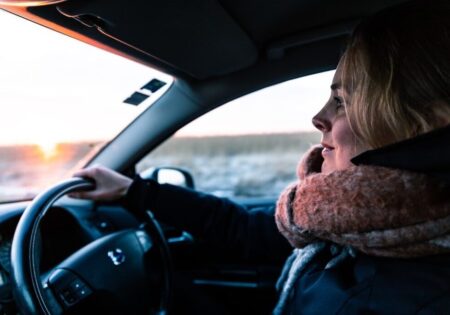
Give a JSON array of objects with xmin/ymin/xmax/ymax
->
[{"xmin": 312, "ymin": 114, "xmax": 331, "ymax": 132}]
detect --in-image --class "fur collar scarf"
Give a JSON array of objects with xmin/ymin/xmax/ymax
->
[{"xmin": 275, "ymin": 145, "xmax": 450, "ymax": 258}]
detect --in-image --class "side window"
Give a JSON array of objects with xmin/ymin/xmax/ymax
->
[{"xmin": 136, "ymin": 71, "xmax": 334, "ymax": 198}]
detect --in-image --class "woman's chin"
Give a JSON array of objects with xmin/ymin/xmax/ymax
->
[{"xmin": 321, "ymin": 161, "xmax": 334, "ymax": 174}]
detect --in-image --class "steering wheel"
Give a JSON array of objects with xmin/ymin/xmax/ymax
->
[{"xmin": 10, "ymin": 177, "xmax": 172, "ymax": 315}]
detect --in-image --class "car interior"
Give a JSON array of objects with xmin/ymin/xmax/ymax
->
[{"xmin": 0, "ymin": 0, "xmax": 412, "ymax": 314}]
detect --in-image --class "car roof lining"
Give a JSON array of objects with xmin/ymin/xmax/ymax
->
[
  {"xmin": 6, "ymin": 0, "xmax": 409, "ymax": 82},
  {"xmin": 52, "ymin": 0, "xmax": 258, "ymax": 79}
]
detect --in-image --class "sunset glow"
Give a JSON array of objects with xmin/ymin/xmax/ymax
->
[{"xmin": 36, "ymin": 140, "xmax": 58, "ymax": 159}]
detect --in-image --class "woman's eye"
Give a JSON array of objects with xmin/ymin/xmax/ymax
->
[{"xmin": 333, "ymin": 97, "xmax": 344, "ymax": 109}]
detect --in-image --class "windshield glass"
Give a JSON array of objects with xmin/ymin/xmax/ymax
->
[{"xmin": 0, "ymin": 10, "xmax": 172, "ymax": 203}]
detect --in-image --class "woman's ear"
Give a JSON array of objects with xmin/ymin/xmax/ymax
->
[{"xmin": 297, "ymin": 145, "xmax": 324, "ymax": 180}]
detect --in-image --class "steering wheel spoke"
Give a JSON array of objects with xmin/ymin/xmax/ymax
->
[
  {"xmin": 46, "ymin": 269, "xmax": 93, "ymax": 311},
  {"xmin": 46, "ymin": 230, "xmax": 153, "ymax": 312}
]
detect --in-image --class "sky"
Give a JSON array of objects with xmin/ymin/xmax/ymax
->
[
  {"xmin": 177, "ymin": 71, "xmax": 334, "ymax": 137},
  {"xmin": 0, "ymin": 9, "xmax": 335, "ymax": 147}
]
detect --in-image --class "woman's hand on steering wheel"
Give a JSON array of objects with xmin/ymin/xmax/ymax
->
[{"xmin": 70, "ymin": 165, "xmax": 132, "ymax": 201}]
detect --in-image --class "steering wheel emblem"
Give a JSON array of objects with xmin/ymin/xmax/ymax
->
[{"xmin": 107, "ymin": 248, "xmax": 126, "ymax": 266}]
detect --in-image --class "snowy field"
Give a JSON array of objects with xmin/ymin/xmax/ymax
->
[
  {"xmin": 137, "ymin": 132, "xmax": 321, "ymax": 198},
  {"xmin": 0, "ymin": 132, "xmax": 320, "ymax": 202}
]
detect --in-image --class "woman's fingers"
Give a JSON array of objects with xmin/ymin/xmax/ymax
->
[
  {"xmin": 72, "ymin": 168, "xmax": 95, "ymax": 179},
  {"xmin": 69, "ymin": 165, "xmax": 132, "ymax": 201}
]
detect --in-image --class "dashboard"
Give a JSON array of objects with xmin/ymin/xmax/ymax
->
[{"xmin": 0, "ymin": 196, "xmax": 283, "ymax": 315}]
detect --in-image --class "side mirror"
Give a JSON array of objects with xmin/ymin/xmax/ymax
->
[{"xmin": 140, "ymin": 167, "xmax": 195, "ymax": 189}]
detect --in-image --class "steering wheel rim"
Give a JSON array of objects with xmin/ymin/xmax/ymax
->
[{"xmin": 10, "ymin": 177, "xmax": 172, "ymax": 315}]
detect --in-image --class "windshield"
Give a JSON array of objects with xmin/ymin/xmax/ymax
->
[{"xmin": 0, "ymin": 10, "xmax": 172, "ymax": 203}]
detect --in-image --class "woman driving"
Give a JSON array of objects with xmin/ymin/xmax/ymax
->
[{"xmin": 70, "ymin": 1, "xmax": 450, "ymax": 313}]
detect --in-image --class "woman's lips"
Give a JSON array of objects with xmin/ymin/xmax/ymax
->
[{"xmin": 321, "ymin": 145, "xmax": 334, "ymax": 157}]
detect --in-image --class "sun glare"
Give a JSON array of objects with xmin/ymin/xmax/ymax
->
[{"xmin": 36, "ymin": 140, "xmax": 58, "ymax": 159}]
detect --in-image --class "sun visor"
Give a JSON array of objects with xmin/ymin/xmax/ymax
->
[{"xmin": 53, "ymin": 0, "xmax": 258, "ymax": 79}]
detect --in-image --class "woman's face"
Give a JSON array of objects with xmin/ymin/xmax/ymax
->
[{"xmin": 312, "ymin": 63, "xmax": 367, "ymax": 174}]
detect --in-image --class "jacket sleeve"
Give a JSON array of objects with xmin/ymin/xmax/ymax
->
[{"xmin": 122, "ymin": 176, "xmax": 292, "ymax": 264}]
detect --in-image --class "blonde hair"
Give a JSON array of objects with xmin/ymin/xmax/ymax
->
[{"xmin": 340, "ymin": 1, "xmax": 450, "ymax": 149}]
